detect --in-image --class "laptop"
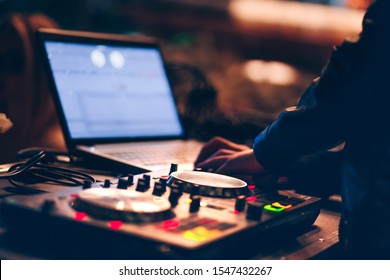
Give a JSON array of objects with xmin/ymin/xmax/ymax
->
[{"xmin": 37, "ymin": 29, "xmax": 203, "ymax": 172}]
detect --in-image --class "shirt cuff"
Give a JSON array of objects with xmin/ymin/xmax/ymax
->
[{"xmin": 253, "ymin": 124, "xmax": 288, "ymax": 174}]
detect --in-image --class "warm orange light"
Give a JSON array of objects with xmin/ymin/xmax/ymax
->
[
  {"xmin": 229, "ymin": 0, "xmax": 363, "ymax": 32},
  {"xmin": 228, "ymin": 0, "xmax": 364, "ymax": 43},
  {"xmin": 347, "ymin": 0, "xmax": 372, "ymax": 9},
  {"xmin": 243, "ymin": 60, "xmax": 299, "ymax": 86}
]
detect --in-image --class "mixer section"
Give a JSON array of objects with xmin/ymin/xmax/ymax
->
[{"xmin": 0, "ymin": 166, "xmax": 321, "ymax": 259}]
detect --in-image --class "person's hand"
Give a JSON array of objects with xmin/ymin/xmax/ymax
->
[
  {"xmin": 0, "ymin": 113, "xmax": 13, "ymax": 134},
  {"xmin": 194, "ymin": 136, "xmax": 250, "ymax": 166},
  {"xmin": 194, "ymin": 137, "xmax": 264, "ymax": 176}
]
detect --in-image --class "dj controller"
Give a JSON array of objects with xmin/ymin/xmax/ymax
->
[{"xmin": 0, "ymin": 166, "xmax": 321, "ymax": 259}]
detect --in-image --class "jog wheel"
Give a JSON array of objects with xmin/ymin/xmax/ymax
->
[
  {"xmin": 167, "ymin": 170, "xmax": 248, "ymax": 198},
  {"xmin": 73, "ymin": 188, "xmax": 174, "ymax": 223}
]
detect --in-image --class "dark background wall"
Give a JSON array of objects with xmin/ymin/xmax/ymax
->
[{"xmin": 0, "ymin": 0, "xmax": 368, "ymax": 147}]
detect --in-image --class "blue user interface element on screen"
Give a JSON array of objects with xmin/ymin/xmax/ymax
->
[{"xmin": 45, "ymin": 41, "xmax": 183, "ymax": 140}]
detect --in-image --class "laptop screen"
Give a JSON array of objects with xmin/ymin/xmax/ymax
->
[{"xmin": 42, "ymin": 36, "xmax": 184, "ymax": 141}]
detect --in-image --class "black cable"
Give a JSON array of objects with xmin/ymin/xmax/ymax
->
[
  {"xmin": 0, "ymin": 150, "xmax": 46, "ymax": 178},
  {"xmin": 1, "ymin": 151, "xmax": 95, "ymax": 188}
]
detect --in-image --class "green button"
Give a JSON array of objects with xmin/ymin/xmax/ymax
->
[{"xmin": 264, "ymin": 204, "xmax": 285, "ymax": 213}]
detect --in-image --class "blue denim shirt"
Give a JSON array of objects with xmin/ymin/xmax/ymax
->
[{"xmin": 253, "ymin": 0, "xmax": 390, "ymax": 258}]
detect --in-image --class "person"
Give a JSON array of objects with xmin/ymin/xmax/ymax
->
[
  {"xmin": 195, "ymin": 0, "xmax": 390, "ymax": 259},
  {"xmin": 0, "ymin": 14, "xmax": 66, "ymax": 164}
]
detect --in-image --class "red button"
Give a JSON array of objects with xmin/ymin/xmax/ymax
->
[
  {"xmin": 246, "ymin": 196, "xmax": 257, "ymax": 202},
  {"xmin": 74, "ymin": 212, "xmax": 87, "ymax": 221},
  {"xmin": 108, "ymin": 220, "xmax": 123, "ymax": 230},
  {"xmin": 159, "ymin": 219, "xmax": 180, "ymax": 230}
]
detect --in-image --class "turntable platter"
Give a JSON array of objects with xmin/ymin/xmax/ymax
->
[
  {"xmin": 168, "ymin": 171, "xmax": 248, "ymax": 198},
  {"xmin": 73, "ymin": 188, "xmax": 173, "ymax": 223}
]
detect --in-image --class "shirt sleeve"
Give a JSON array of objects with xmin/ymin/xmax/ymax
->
[{"xmin": 253, "ymin": 0, "xmax": 390, "ymax": 173}]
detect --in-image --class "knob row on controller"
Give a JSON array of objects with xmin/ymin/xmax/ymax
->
[{"xmin": 91, "ymin": 163, "xmax": 269, "ymax": 218}]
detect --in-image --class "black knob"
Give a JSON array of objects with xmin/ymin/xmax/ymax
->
[
  {"xmin": 159, "ymin": 177, "xmax": 168, "ymax": 188},
  {"xmin": 41, "ymin": 199, "xmax": 56, "ymax": 212},
  {"xmin": 143, "ymin": 174, "xmax": 151, "ymax": 183},
  {"xmin": 144, "ymin": 177, "xmax": 151, "ymax": 188},
  {"xmin": 168, "ymin": 188, "xmax": 181, "ymax": 207},
  {"xmin": 189, "ymin": 195, "xmax": 201, "ymax": 213},
  {"xmin": 190, "ymin": 184, "xmax": 200, "ymax": 198},
  {"xmin": 136, "ymin": 178, "xmax": 149, "ymax": 192},
  {"xmin": 127, "ymin": 174, "xmax": 134, "ymax": 186},
  {"xmin": 246, "ymin": 201, "xmax": 264, "ymax": 220},
  {"xmin": 103, "ymin": 179, "xmax": 111, "ymax": 188},
  {"xmin": 83, "ymin": 180, "xmax": 92, "ymax": 189},
  {"xmin": 152, "ymin": 181, "xmax": 166, "ymax": 196},
  {"xmin": 235, "ymin": 195, "xmax": 246, "ymax": 212},
  {"xmin": 169, "ymin": 163, "xmax": 178, "ymax": 174},
  {"xmin": 170, "ymin": 180, "xmax": 184, "ymax": 193},
  {"xmin": 117, "ymin": 178, "xmax": 128, "ymax": 190}
]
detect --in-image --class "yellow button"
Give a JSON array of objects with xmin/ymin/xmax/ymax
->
[
  {"xmin": 272, "ymin": 202, "xmax": 292, "ymax": 209},
  {"xmin": 183, "ymin": 230, "xmax": 207, "ymax": 242},
  {"xmin": 193, "ymin": 226, "xmax": 221, "ymax": 237}
]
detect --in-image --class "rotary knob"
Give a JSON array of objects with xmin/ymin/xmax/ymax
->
[
  {"xmin": 117, "ymin": 178, "xmax": 128, "ymax": 190},
  {"xmin": 83, "ymin": 180, "xmax": 92, "ymax": 190},
  {"xmin": 41, "ymin": 199, "xmax": 56, "ymax": 213},
  {"xmin": 190, "ymin": 184, "xmax": 200, "ymax": 198},
  {"xmin": 169, "ymin": 163, "xmax": 178, "ymax": 175},
  {"xmin": 143, "ymin": 174, "xmax": 151, "ymax": 184},
  {"xmin": 168, "ymin": 188, "xmax": 182, "ymax": 207},
  {"xmin": 235, "ymin": 195, "xmax": 246, "ymax": 212},
  {"xmin": 246, "ymin": 201, "xmax": 265, "ymax": 220},
  {"xmin": 189, "ymin": 195, "xmax": 201, "ymax": 213},
  {"xmin": 152, "ymin": 181, "xmax": 166, "ymax": 196},
  {"xmin": 127, "ymin": 174, "xmax": 134, "ymax": 186},
  {"xmin": 103, "ymin": 179, "xmax": 111, "ymax": 188},
  {"xmin": 170, "ymin": 180, "xmax": 184, "ymax": 193},
  {"xmin": 136, "ymin": 178, "xmax": 149, "ymax": 192},
  {"xmin": 159, "ymin": 177, "xmax": 168, "ymax": 188}
]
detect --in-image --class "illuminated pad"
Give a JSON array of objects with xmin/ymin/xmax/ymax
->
[
  {"xmin": 272, "ymin": 202, "xmax": 292, "ymax": 209},
  {"xmin": 183, "ymin": 226, "xmax": 222, "ymax": 242},
  {"xmin": 264, "ymin": 204, "xmax": 285, "ymax": 213},
  {"xmin": 183, "ymin": 231, "xmax": 208, "ymax": 242},
  {"xmin": 159, "ymin": 217, "xmax": 236, "ymax": 243},
  {"xmin": 194, "ymin": 226, "xmax": 221, "ymax": 236},
  {"xmin": 158, "ymin": 219, "xmax": 180, "ymax": 230}
]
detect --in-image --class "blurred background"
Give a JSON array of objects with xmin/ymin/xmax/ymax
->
[{"xmin": 0, "ymin": 0, "xmax": 371, "ymax": 163}]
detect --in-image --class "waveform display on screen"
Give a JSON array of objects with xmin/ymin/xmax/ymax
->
[{"xmin": 45, "ymin": 41, "xmax": 183, "ymax": 139}]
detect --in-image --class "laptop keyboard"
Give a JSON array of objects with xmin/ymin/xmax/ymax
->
[{"xmin": 108, "ymin": 146, "xmax": 199, "ymax": 166}]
